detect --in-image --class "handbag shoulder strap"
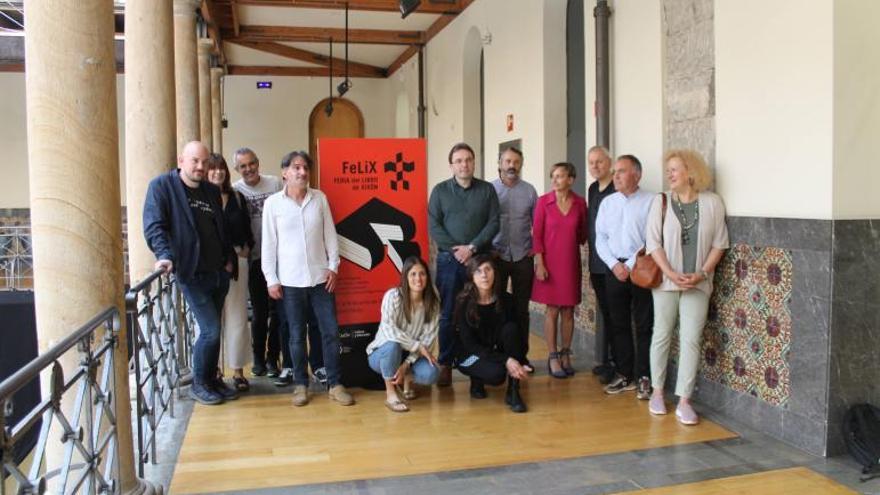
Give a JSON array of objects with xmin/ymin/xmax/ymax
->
[{"xmin": 660, "ymin": 193, "xmax": 667, "ymax": 244}]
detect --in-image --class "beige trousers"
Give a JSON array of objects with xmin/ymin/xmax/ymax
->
[
  {"xmin": 650, "ymin": 288, "xmax": 710, "ymax": 398},
  {"xmin": 221, "ymin": 257, "xmax": 251, "ymax": 370}
]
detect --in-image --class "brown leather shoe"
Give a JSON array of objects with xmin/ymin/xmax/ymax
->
[
  {"xmin": 437, "ymin": 365, "xmax": 452, "ymax": 387},
  {"xmin": 328, "ymin": 385, "xmax": 355, "ymax": 406},
  {"xmin": 292, "ymin": 385, "xmax": 309, "ymax": 407}
]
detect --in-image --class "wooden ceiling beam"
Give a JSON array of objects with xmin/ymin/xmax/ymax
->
[
  {"xmin": 387, "ymin": 0, "xmax": 472, "ymax": 75},
  {"xmin": 201, "ymin": 0, "xmax": 229, "ymax": 66},
  {"xmin": 225, "ymin": 25, "xmax": 423, "ymax": 45},
  {"xmin": 215, "ymin": 0, "xmax": 464, "ymax": 15},
  {"xmin": 386, "ymin": 44, "xmax": 418, "ymax": 75},
  {"xmin": 230, "ymin": 0, "xmax": 241, "ymax": 37},
  {"xmin": 228, "ymin": 39, "xmax": 386, "ymax": 77},
  {"xmin": 228, "ymin": 64, "xmax": 384, "ymax": 78}
]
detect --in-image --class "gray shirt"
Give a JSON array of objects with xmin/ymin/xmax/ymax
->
[
  {"xmin": 232, "ymin": 174, "xmax": 283, "ymax": 260},
  {"xmin": 491, "ymin": 178, "xmax": 538, "ymax": 262}
]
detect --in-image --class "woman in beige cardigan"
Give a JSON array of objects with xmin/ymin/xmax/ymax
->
[{"xmin": 645, "ymin": 149, "xmax": 729, "ymax": 425}]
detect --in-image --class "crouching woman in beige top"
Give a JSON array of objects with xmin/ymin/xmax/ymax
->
[{"xmin": 645, "ymin": 149, "xmax": 729, "ymax": 426}]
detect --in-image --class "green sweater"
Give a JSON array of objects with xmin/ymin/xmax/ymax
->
[{"xmin": 428, "ymin": 177, "xmax": 500, "ymax": 253}]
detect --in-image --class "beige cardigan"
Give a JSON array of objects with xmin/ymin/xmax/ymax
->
[{"xmin": 645, "ymin": 191, "xmax": 729, "ymax": 296}]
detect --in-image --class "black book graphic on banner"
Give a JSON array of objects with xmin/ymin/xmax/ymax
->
[{"xmin": 336, "ymin": 197, "xmax": 421, "ymax": 272}]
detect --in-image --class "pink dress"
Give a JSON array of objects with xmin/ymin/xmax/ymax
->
[{"xmin": 531, "ymin": 191, "xmax": 588, "ymax": 307}]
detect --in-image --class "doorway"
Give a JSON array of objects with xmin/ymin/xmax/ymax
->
[{"xmin": 308, "ymin": 97, "xmax": 365, "ymax": 188}]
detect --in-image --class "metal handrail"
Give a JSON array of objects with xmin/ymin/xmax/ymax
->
[
  {"xmin": 124, "ymin": 269, "xmax": 195, "ymax": 478},
  {"xmin": 0, "ymin": 306, "xmax": 121, "ymax": 494}
]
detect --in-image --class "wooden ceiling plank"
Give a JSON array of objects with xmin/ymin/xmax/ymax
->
[
  {"xmin": 228, "ymin": 39, "xmax": 386, "ymax": 77},
  {"xmin": 226, "ymin": 25, "xmax": 424, "ymax": 45},
  {"xmin": 215, "ymin": 0, "xmax": 463, "ymax": 15},
  {"xmin": 228, "ymin": 64, "xmax": 385, "ymax": 78}
]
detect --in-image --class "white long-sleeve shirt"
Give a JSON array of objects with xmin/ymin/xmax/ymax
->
[
  {"xmin": 366, "ymin": 288, "xmax": 439, "ymax": 364},
  {"xmin": 595, "ymin": 188, "xmax": 655, "ymax": 271},
  {"xmin": 261, "ymin": 187, "xmax": 340, "ymax": 288}
]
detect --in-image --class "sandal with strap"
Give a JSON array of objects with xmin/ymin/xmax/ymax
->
[
  {"xmin": 384, "ymin": 399, "xmax": 410, "ymax": 413},
  {"xmin": 548, "ymin": 352, "xmax": 568, "ymax": 379},
  {"xmin": 402, "ymin": 388, "xmax": 418, "ymax": 400},
  {"xmin": 233, "ymin": 376, "xmax": 250, "ymax": 392},
  {"xmin": 559, "ymin": 348, "xmax": 576, "ymax": 376}
]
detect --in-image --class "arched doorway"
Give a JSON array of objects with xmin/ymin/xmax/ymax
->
[{"xmin": 308, "ymin": 97, "xmax": 365, "ymax": 188}]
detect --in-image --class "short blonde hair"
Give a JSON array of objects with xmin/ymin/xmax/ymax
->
[{"xmin": 664, "ymin": 149, "xmax": 712, "ymax": 192}]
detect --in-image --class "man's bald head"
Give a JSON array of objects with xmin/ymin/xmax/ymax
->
[{"xmin": 178, "ymin": 141, "xmax": 210, "ymax": 187}]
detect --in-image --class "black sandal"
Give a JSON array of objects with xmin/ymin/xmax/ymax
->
[
  {"xmin": 559, "ymin": 348, "xmax": 576, "ymax": 376},
  {"xmin": 233, "ymin": 376, "xmax": 250, "ymax": 392}
]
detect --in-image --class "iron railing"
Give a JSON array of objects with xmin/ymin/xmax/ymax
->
[
  {"xmin": 0, "ymin": 226, "xmax": 33, "ymax": 290},
  {"xmin": 0, "ymin": 307, "xmax": 122, "ymax": 495},
  {"xmin": 125, "ymin": 269, "xmax": 195, "ymax": 478}
]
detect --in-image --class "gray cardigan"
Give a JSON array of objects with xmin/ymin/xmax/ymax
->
[{"xmin": 645, "ymin": 191, "xmax": 729, "ymax": 296}]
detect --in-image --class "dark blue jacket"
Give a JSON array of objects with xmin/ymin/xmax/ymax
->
[{"xmin": 143, "ymin": 170, "xmax": 235, "ymax": 283}]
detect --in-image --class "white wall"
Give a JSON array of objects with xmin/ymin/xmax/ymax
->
[
  {"xmin": 715, "ymin": 0, "xmax": 834, "ymax": 219},
  {"xmin": 583, "ymin": 0, "xmax": 664, "ymax": 193},
  {"xmin": 833, "ymin": 0, "xmax": 880, "ymax": 219},
  {"xmin": 0, "ymin": 74, "xmax": 127, "ymax": 208},
  {"xmin": 0, "ymin": 73, "xmax": 30, "ymax": 208},
  {"xmin": 412, "ymin": 0, "xmax": 560, "ymax": 194},
  {"xmin": 222, "ymin": 75, "xmax": 396, "ymax": 179}
]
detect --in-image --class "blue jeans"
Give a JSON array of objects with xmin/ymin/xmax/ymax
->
[
  {"xmin": 435, "ymin": 251, "xmax": 469, "ymax": 365},
  {"xmin": 282, "ymin": 283, "xmax": 341, "ymax": 387},
  {"xmin": 367, "ymin": 341, "xmax": 440, "ymax": 385},
  {"xmin": 179, "ymin": 271, "xmax": 230, "ymax": 384},
  {"xmin": 277, "ymin": 300, "xmax": 324, "ymax": 371}
]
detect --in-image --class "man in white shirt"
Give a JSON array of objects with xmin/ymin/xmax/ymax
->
[
  {"xmin": 595, "ymin": 154, "xmax": 655, "ymax": 398},
  {"xmin": 233, "ymin": 148, "xmax": 284, "ymax": 377},
  {"xmin": 261, "ymin": 150, "xmax": 354, "ymax": 407}
]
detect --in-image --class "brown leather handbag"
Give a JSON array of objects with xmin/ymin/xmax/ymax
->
[{"xmin": 630, "ymin": 193, "xmax": 667, "ymax": 289}]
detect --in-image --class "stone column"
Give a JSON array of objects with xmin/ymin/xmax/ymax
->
[
  {"xmin": 173, "ymin": 0, "xmax": 201, "ymax": 151},
  {"xmin": 211, "ymin": 67, "xmax": 224, "ymax": 155},
  {"xmin": 125, "ymin": 0, "xmax": 177, "ymax": 284},
  {"xmin": 24, "ymin": 1, "xmax": 153, "ymax": 494},
  {"xmin": 197, "ymin": 39, "xmax": 214, "ymax": 151}
]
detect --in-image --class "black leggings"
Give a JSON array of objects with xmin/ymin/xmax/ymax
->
[{"xmin": 457, "ymin": 322, "xmax": 524, "ymax": 386}]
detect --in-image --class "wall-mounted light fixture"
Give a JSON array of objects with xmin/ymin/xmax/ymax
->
[{"xmin": 399, "ymin": 0, "xmax": 420, "ymax": 19}]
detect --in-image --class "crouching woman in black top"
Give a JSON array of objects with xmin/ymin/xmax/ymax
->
[{"xmin": 455, "ymin": 254, "xmax": 529, "ymax": 413}]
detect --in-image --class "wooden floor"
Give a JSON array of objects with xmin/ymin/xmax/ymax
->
[
  {"xmin": 170, "ymin": 335, "xmax": 736, "ymax": 494},
  {"xmin": 613, "ymin": 467, "xmax": 858, "ymax": 494}
]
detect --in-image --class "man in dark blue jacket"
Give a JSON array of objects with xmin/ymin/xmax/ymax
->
[{"xmin": 143, "ymin": 141, "xmax": 236, "ymax": 405}]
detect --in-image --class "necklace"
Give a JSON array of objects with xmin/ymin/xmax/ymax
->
[{"xmin": 673, "ymin": 195, "xmax": 699, "ymax": 245}]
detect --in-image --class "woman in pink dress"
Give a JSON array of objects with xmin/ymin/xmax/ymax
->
[{"xmin": 532, "ymin": 162, "xmax": 588, "ymax": 379}]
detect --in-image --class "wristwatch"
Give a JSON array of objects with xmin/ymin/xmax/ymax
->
[{"xmin": 700, "ymin": 270, "xmax": 709, "ymax": 280}]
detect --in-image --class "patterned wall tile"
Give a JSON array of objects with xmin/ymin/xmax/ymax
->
[{"xmin": 700, "ymin": 244, "xmax": 793, "ymax": 407}]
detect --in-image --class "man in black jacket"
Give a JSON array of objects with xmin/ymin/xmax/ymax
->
[{"xmin": 143, "ymin": 141, "xmax": 236, "ymax": 405}]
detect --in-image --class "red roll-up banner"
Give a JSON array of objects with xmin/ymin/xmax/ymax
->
[{"xmin": 319, "ymin": 138, "xmax": 428, "ymax": 388}]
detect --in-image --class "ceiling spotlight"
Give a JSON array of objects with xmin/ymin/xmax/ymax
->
[
  {"xmin": 337, "ymin": 80, "xmax": 351, "ymax": 96},
  {"xmin": 324, "ymin": 101, "xmax": 334, "ymax": 117},
  {"xmin": 399, "ymin": 0, "xmax": 421, "ymax": 19}
]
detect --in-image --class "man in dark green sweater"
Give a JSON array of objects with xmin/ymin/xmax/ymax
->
[{"xmin": 428, "ymin": 142, "xmax": 500, "ymax": 386}]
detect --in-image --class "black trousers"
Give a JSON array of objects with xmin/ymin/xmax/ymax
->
[
  {"xmin": 248, "ymin": 259, "xmax": 280, "ymax": 366},
  {"xmin": 590, "ymin": 273, "xmax": 614, "ymax": 366},
  {"xmin": 457, "ymin": 322, "xmax": 524, "ymax": 386},
  {"xmin": 605, "ymin": 273, "xmax": 653, "ymax": 381},
  {"xmin": 495, "ymin": 256, "xmax": 534, "ymax": 360}
]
